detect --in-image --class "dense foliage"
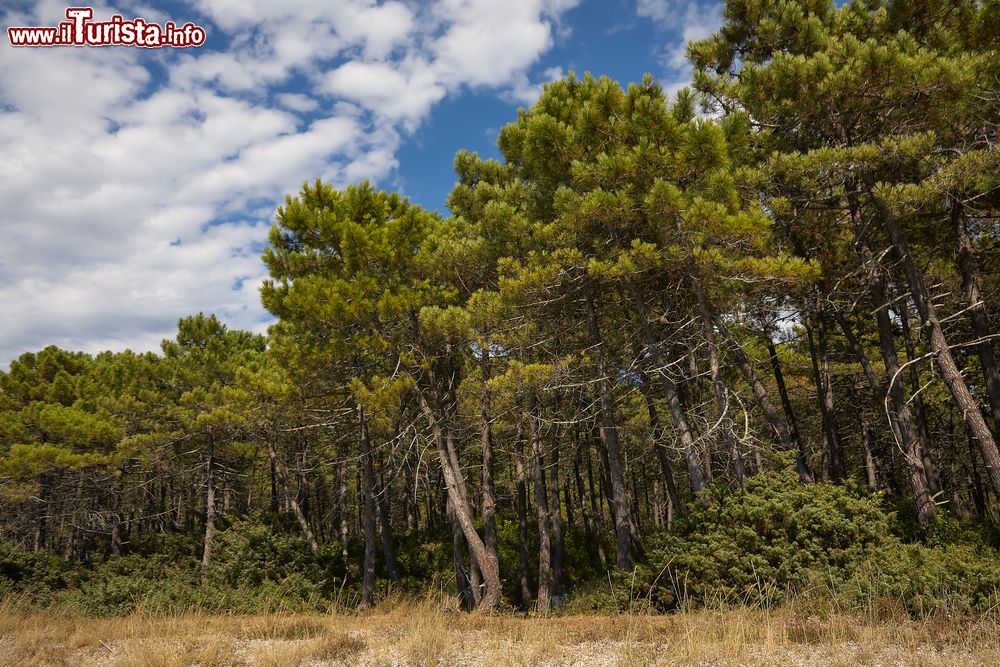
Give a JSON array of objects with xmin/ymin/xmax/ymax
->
[{"xmin": 2, "ymin": 0, "xmax": 1000, "ymax": 616}]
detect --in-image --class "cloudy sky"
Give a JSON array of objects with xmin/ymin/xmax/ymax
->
[{"xmin": 0, "ymin": 0, "xmax": 721, "ymax": 367}]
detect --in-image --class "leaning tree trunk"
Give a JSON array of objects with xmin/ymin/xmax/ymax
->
[
  {"xmin": 692, "ymin": 268, "xmax": 747, "ymax": 488},
  {"xmin": 897, "ymin": 301, "xmax": 942, "ymax": 497},
  {"xmin": 848, "ymin": 188, "xmax": 936, "ymax": 521},
  {"xmin": 865, "ymin": 178, "xmax": 1000, "ymax": 499},
  {"xmin": 954, "ymin": 200, "xmax": 1000, "ymax": 439},
  {"xmin": 267, "ymin": 441, "xmax": 320, "ymax": 555},
  {"xmin": 640, "ymin": 382, "xmax": 684, "ymax": 519},
  {"xmin": 417, "ymin": 391, "xmax": 502, "ymax": 610},
  {"xmin": 623, "ymin": 277, "xmax": 706, "ymax": 495},
  {"xmin": 764, "ymin": 330, "xmax": 814, "ymax": 482}
]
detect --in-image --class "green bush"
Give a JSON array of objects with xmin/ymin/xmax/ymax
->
[
  {"xmin": 628, "ymin": 457, "xmax": 1000, "ymax": 616},
  {"xmin": 0, "ymin": 541, "xmax": 78, "ymax": 603}
]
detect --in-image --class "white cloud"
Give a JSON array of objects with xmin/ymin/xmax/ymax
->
[
  {"xmin": 0, "ymin": 0, "xmax": 578, "ymax": 365},
  {"xmin": 635, "ymin": 0, "xmax": 721, "ymax": 98}
]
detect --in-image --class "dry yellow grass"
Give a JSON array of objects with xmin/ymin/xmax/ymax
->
[{"xmin": 0, "ymin": 597, "xmax": 997, "ymax": 666}]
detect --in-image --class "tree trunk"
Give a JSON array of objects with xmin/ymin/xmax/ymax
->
[
  {"xmin": 417, "ymin": 391, "xmax": 502, "ymax": 610},
  {"xmin": 851, "ymin": 208, "xmax": 936, "ymax": 521},
  {"xmin": 859, "ymin": 408, "xmax": 879, "ymax": 493},
  {"xmin": 714, "ymin": 315, "xmax": 801, "ymax": 466},
  {"xmin": 268, "ymin": 441, "xmax": 320, "ymax": 555},
  {"xmin": 692, "ymin": 270, "xmax": 747, "ymax": 488},
  {"xmin": 898, "ymin": 301, "xmax": 942, "ymax": 497},
  {"xmin": 584, "ymin": 287, "xmax": 635, "ymax": 569},
  {"xmin": 549, "ymin": 423, "xmax": 565, "ymax": 602},
  {"xmin": 359, "ymin": 407, "xmax": 377, "ymax": 608},
  {"xmin": 478, "ymin": 350, "xmax": 501, "ymax": 600},
  {"xmin": 377, "ymin": 496, "xmax": 401, "ymax": 587},
  {"xmin": 337, "ymin": 458, "xmax": 349, "ymax": 558},
  {"xmin": 954, "ymin": 200, "xmax": 1000, "ymax": 439},
  {"xmin": 515, "ymin": 443, "xmax": 533, "ymax": 608},
  {"xmin": 865, "ymin": 179, "xmax": 1000, "ymax": 499},
  {"xmin": 623, "ymin": 279, "xmax": 706, "ymax": 495},
  {"xmin": 200, "ymin": 428, "xmax": 216, "ymax": 585},
  {"xmin": 448, "ymin": 498, "xmax": 474, "ymax": 611},
  {"xmin": 585, "ymin": 439, "xmax": 608, "ymax": 569},
  {"xmin": 529, "ymin": 404, "xmax": 552, "ymax": 613},
  {"xmin": 764, "ymin": 330, "xmax": 814, "ymax": 482},
  {"xmin": 641, "ymin": 380, "xmax": 684, "ymax": 518}
]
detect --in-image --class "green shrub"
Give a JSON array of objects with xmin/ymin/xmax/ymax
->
[{"xmin": 629, "ymin": 456, "xmax": 1000, "ymax": 616}]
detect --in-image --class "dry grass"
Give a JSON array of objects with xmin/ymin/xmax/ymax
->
[{"xmin": 1, "ymin": 597, "xmax": 997, "ymax": 666}]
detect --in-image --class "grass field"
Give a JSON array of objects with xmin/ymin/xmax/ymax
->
[{"xmin": 2, "ymin": 598, "xmax": 998, "ymax": 666}]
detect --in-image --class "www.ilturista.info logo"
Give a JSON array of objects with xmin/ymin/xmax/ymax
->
[{"xmin": 7, "ymin": 7, "xmax": 206, "ymax": 48}]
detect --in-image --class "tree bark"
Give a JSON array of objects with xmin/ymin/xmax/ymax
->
[
  {"xmin": 865, "ymin": 178, "xmax": 1000, "ymax": 499},
  {"xmin": 377, "ymin": 496, "xmax": 401, "ymax": 587},
  {"xmin": 359, "ymin": 407, "xmax": 377, "ymax": 607},
  {"xmin": 200, "ymin": 428, "xmax": 216, "ymax": 585},
  {"xmin": 515, "ymin": 442, "xmax": 533, "ymax": 607},
  {"xmin": 764, "ymin": 330, "xmax": 814, "ymax": 482},
  {"xmin": 478, "ymin": 350, "xmax": 501, "ymax": 599},
  {"xmin": 267, "ymin": 440, "xmax": 320, "ymax": 555},
  {"xmin": 953, "ymin": 200, "xmax": 1000, "ymax": 439},
  {"xmin": 641, "ymin": 379, "xmax": 684, "ymax": 518},
  {"xmin": 850, "ymin": 202, "xmax": 936, "ymax": 521},
  {"xmin": 417, "ymin": 391, "xmax": 502, "ymax": 609},
  {"xmin": 337, "ymin": 458, "xmax": 349, "ymax": 558},
  {"xmin": 448, "ymin": 498, "xmax": 474, "ymax": 611},
  {"xmin": 623, "ymin": 278, "xmax": 706, "ymax": 495},
  {"xmin": 692, "ymin": 269, "xmax": 747, "ymax": 488},
  {"xmin": 529, "ymin": 403, "xmax": 552, "ymax": 613},
  {"xmin": 583, "ymin": 286, "xmax": 634, "ymax": 570},
  {"xmin": 549, "ymin": 421, "xmax": 565, "ymax": 602}
]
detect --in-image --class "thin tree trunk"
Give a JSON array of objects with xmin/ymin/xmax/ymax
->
[
  {"xmin": 850, "ymin": 201, "xmax": 936, "ymax": 521},
  {"xmin": 573, "ymin": 438, "xmax": 594, "ymax": 538},
  {"xmin": 764, "ymin": 330, "xmax": 814, "ymax": 482},
  {"xmin": 624, "ymin": 278, "xmax": 706, "ymax": 495},
  {"xmin": 529, "ymin": 403, "xmax": 552, "ymax": 613},
  {"xmin": 714, "ymin": 315, "xmax": 801, "ymax": 467},
  {"xmin": 478, "ymin": 350, "xmax": 501, "ymax": 600},
  {"xmin": 859, "ymin": 408, "xmax": 879, "ymax": 493},
  {"xmin": 337, "ymin": 459, "xmax": 349, "ymax": 558},
  {"xmin": 692, "ymin": 270, "xmax": 747, "ymax": 488},
  {"xmin": 817, "ymin": 315, "xmax": 846, "ymax": 481},
  {"xmin": 641, "ymin": 380, "xmax": 684, "ymax": 518},
  {"xmin": 953, "ymin": 200, "xmax": 1000, "ymax": 438},
  {"xmin": 359, "ymin": 407, "xmax": 377, "ymax": 608},
  {"xmin": 865, "ymin": 178, "xmax": 1000, "ymax": 499},
  {"xmin": 898, "ymin": 301, "xmax": 942, "ymax": 496},
  {"xmin": 377, "ymin": 496, "xmax": 401, "ymax": 587},
  {"xmin": 417, "ymin": 391, "xmax": 502, "ymax": 610},
  {"xmin": 515, "ymin": 443, "xmax": 532, "ymax": 607},
  {"xmin": 267, "ymin": 441, "xmax": 320, "ymax": 555},
  {"xmin": 448, "ymin": 498, "xmax": 474, "ymax": 611},
  {"xmin": 201, "ymin": 428, "xmax": 216, "ymax": 585},
  {"xmin": 549, "ymin": 421, "xmax": 565, "ymax": 602},
  {"xmin": 110, "ymin": 474, "xmax": 123, "ymax": 557},
  {"xmin": 583, "ymin": 287, "xmax": 634, "ymax": 570},
  {"xmin": 585, "ymin": 439, "xmax": 608, "ymax": 569}
]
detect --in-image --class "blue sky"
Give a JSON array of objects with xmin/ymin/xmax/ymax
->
[{"xmin": 0, "ymin": 0, "xmax": 721, "ymax": 365}]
